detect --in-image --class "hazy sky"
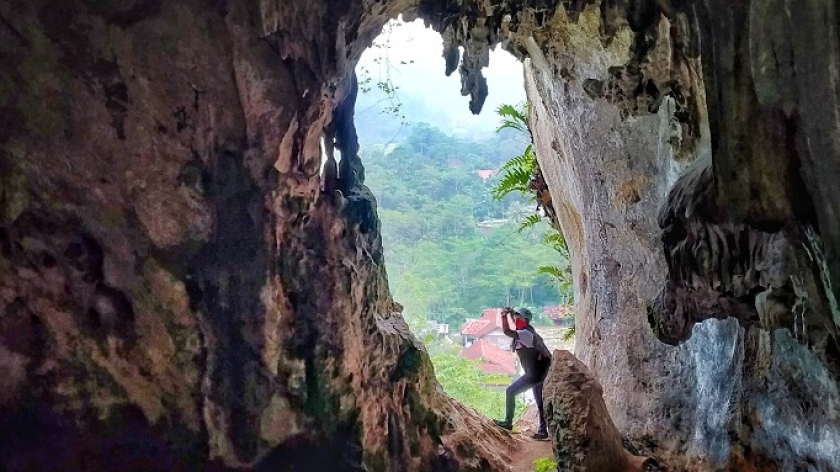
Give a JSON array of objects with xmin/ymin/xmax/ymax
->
[{"xmin": 355, "ymin": 18, "xmax": 526, "ymax": 137}]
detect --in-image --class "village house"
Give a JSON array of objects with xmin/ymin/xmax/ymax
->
[
  {"xmin": 459, "ymin": 340, "xmax": 516, "ymax": 377},
  {"xmin": 459, "ymin": 306, "xmax": 575, "ymax": 377},
  {"xmin": 459, "ymin": 308, "xmax": 508, "ymax": 350},
  {"xmin": 475, "ymin": 169, "xmax": 497, "ymax": 181},
  {"xmin": 458, "ymin": 308, "xmax": 517, "ymax": 378}
]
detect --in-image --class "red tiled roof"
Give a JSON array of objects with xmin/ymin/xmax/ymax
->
[
  {"xmin": 460, "ymin": 319, "xmax": 490, "ymax": 337},
  {"xmin": 460, "ymin": 339, "xmax": 516, "ymax": 376},
  {"xmin": 460, "ymin": 308, "xmax": 503, "ymax": 338}
]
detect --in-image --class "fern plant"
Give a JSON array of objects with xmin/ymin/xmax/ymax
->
[
  {"xmin": 491, "ymin": 104, "xmax": 537, "ymax": 205},
  {"xmin": 491, "ymin": 145, "xmax": 537, "ymax": 201},
  {"xmin": 496, "ymin": 103, "xmax": 529, "ymax": 134},
  {"xmin": 517, "ymin": 213, "xmax": 543, "ymax": 233}
]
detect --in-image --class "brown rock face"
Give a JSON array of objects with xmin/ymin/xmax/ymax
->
[
  {"xmin": 543, "ymin": 350, "xmax": 660, "ymax": 472},
  {"xmin": 0, "ymin": 1, "xmax": 519, "ymax": 471}
]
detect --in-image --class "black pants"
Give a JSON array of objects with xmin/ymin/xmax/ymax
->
[{"xmin": 504, "ymin": 373, "xmax": 547, "ymax": 433}]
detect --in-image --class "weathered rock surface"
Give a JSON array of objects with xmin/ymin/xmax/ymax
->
[
  {"xmin": 519, "ymin": 2, "xmax": 840, "ymax": 471},
  {"xmin": 2, "ymin": 0, "xmax": 840, "ymax": 471},
  {"xmin": 543, "ymin": 350, "xmax": 661, "ymax": 472},
  {"xmin": 650, "ymin": 0, "xmax": 840, "ymax": 381},
  {"xmin": 0, "ymin": 1, "xmax": 517, "ymax": 471}
]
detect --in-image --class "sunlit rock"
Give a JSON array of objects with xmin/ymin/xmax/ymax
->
[{"xmin": 543, "ymin": 350, "xmax": 662, "ymax": 472}]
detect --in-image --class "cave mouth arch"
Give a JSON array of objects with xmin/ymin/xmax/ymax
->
[
  {"xmin": 341, "ymin": 15, "xmax": 573, "ymax": 423},
  {"xmin": 319, "ymin": 2, "xmax": 840, "ymax": 470}
]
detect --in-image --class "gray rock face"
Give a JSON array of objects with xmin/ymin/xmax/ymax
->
[
  {"xmin": 524, "ymin": 3, "xmax": 840, "ymax": 471},
  {"xmin": 523, "ymin": 9, "xmax": 706, "ymax": 464}
]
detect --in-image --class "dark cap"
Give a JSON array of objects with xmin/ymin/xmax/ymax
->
[{"xmin": 512, "ymin": 307, "xmax": 533, "ymax": 321}]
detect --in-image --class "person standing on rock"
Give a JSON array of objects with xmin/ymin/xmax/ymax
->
[{"xmin": 493, "ymin": 307, "xmax": 552, "ymax": 440}]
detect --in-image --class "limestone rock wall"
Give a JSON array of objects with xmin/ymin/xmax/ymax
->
[
  {"xmin": 520, "ymin": 2, "xmax": 840, "ymax": 471},
  {"xmin": 521, "ymin": 7, "xmax": 713, "ymax": 465},
  {"xmin": 543, "ymin": 350, "xmax": 660, "ymax": 472}
]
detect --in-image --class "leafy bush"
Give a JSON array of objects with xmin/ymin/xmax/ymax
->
[{"xmin": 533, "ymin": 456, "xmax": 557, "ymax": 472}]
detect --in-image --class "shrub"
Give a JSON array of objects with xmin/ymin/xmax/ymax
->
[{"xmin": 533, "ymin": 455, "xmax": 557, "ymax": 472}]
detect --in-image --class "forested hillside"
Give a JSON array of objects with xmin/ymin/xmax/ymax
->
[{"xmin": 361, "ymin": 123, "xmax": 570, "ymax": 330}]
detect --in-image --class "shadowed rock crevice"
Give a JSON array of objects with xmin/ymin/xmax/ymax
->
[
  {"xmin": 647, "ymin": 2, "xmax": 840, "ymax": 387},
  {"xmin": 652, "ymin": 153, "xmax": 840, "ymax": 380},
  {"xmin": 253, "ymin": 426, "xmax": 365, "ymax": 472},
  {"xmin": 2, "ymin": 211, "xmax": 138, "ymax": 345},
  {"xmin": 184, "ymin": 146, "xmax": 269, "ymax": 462}
]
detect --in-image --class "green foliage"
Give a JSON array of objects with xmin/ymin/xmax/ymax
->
[
  {"xmin": 357, "ymin": 20, "xmax": 409, "ymax": 125},
  {"xmin": 543, "ymin": 231, "xmax": 567, "ymax": 253},
  {"xmin": 532, "ymin": 456, "xmax": 558, "ymax": 472},
  {"xmin": 427, "ymin": 341, "xmax": 523, "ymax": 419},
  {"xmin": 536, "ymin": 265, "xmax": 566, "ymax": 280},
  {"xmin": 491, "ymin": 103, "xmax": 574, "ymax": 314},
  {"xmin": 561, "ymin": 324, "xmax": 576, "ymax": 341},
  {"xmin": 491, "ymin": 103, "xmax": 537, "ymax": 202},
  {"xmin": 538, "ymin": 231, "xmax": 572, "ymax": 301},
  {"xmin": 491, "ymin": 144, "xmax": 537, "ymax": 201},
  {"xmin": 517, "ymin": 213, "xmax": 543, "ymax": 233},
  {"xmin": 495, "ymin": 103, "xmax": 529, "ymax": 134},
  {"xmin": 362, "ymin": 123, "xmax": 570, "ymax": 331}
]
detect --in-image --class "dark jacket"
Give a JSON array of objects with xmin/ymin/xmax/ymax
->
[{"xmin": 511, "ymin": 325, "xmax": 552, "ymax": 380}]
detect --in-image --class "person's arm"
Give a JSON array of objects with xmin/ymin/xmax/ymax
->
[{"xmin": 500, "ymin": 308, "xmax": 516, "ymax": 338}]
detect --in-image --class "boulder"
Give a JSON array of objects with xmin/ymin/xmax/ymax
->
[{"xmin": 543, "ymin": 350, "xmax": 662, "ymax": 472}]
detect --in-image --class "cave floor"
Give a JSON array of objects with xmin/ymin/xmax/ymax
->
[
  {"xmin": 507, "ymin": 434, "xmax": 554, "ymax": 472},
  {"xmin": 506, "ymin": 405, "xmax": 554, "ymax": 471}
]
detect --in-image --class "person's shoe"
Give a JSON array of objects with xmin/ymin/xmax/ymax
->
[
  {"xmin": 492, "ymin": 419, "xmax": 512, "ymax": 430},
  {"xmin": 531, "ymin": 431, "xmax": 549, "ymax": 441}
]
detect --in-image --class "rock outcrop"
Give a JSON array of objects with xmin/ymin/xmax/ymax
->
[
  {"xmin": 0, "ymin": 1, "xmax": 517, "ymax": 471},
  {"xmin": 543, "ymin": 350, "xmax": 661, "ymax": 472},
  {"xmin": 518, "ymin": 2, "xmax": 840, "ymax": 471},
  {"xmin": 2, "ymin": 0, "xmax": 840, "ymax": 471}
]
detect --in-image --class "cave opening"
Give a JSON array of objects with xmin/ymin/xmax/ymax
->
[{"xmin": 346, "ymin": 16, "xmax": 574, "ymax": 429}]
